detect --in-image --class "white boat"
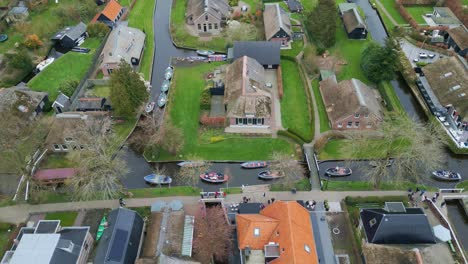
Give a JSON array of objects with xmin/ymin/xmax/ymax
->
[
  {"xmin": 157, "ymin": 93, "xmax": 167, "ymax": 108},
  {"xmin": 432, "ymin": 170, "xmax": 461, "ymax": 182},
  {"xmin": 36, "ymin": 57, "xmax": 55, "ymax": 72},
  {"xmin": 145, "ymin": 102, "xmax": 155, "ymax": 113},
  {"xmin": 161, "ymin": 80, "xmax": 170, "ymax": 93},
  {"xmin": 177, "ymin": 161, "xmax": 205, "ymax": 167},
  {"xmin": 164, "ymin": 66, "xmax": 174, "ymax": 80},
  {"xmin": 144, "ymin": 174, "xmax": 172, "ymax": 185}
]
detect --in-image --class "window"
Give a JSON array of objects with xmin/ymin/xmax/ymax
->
[
  {"xmin": 337, "ymin": 122, "xmax": 343, "ymax": 128},
  {"xmin": 347, "ymin": 121, "xmax": 352, "ymax": 128},
  {"xmin": 205, "ymin": 15, "xmax": 208, "ymax": 21},
  {"xmin": 369, "ymin": 218, "xmax": 377, "ymax": 227},
  {"xmin": 276, "ymin": 231, "xmax": 280, "ymax": 236},
  {"xmin": 53, "ymin": 144, "xmax": 60, "ymax": 151},
  {"xmin": 253, "ymin": 118, "xmax": 257, "ymax": 125},
  {"xmin": 62, "ymin": 144, "xmax": 68, "ymax": 150},
  {"xmin": 258, "ymin": 118, "xmax": 264, "ymax": 125},
  {"xmin": 107, "ymin": 69, "xmax": 113, "ymax": 75},
  {"xmin": 354, "ymin": 113, "xmax": 360, "ymax": 118},
  {"xmin": 355, "ymin": 121, "xmax": 360, "ymax": 127},
  {"xmin": 364, "ymin": 113, "xmax": 369, "ymax": 118},
  {"xmin": 304, "ymin": 244, "xmax": 311, "ymax": 253},
  {"xmin": 243, "ymin": 118, "xmax": 247, "ymax": 125},
  {"xmin": 254, "ymin": 228, "xmax": 260, "ymax": 236},
  {"xmin": 208, "ymin": 23, "xmax": 212, "ymax": 30},
  {"xmin": 214, "ymin": 23, "xmax": 218, "ymax": 29},
  {"xmin": 366, "ymin": 122, "xmax": 372, "ymax": 128},
  {"xmin": 197, "ymin": 24, "xmax": 201, "ymax": 30},
  {"xmin": 247, "ymin": 118, "xmax": 252, "ymax": 125},
  {"xmin": 65, "ymin": 137, "xmax": 73, "ymax": 142}
]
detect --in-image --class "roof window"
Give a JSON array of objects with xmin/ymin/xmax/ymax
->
[
  {"xmin": 254, "ymin": 228, "xmax": 260, "ymax": 236},
  {"xmin": 458, "ymin": 93, "xmax": 466, "ymax": 97},
  {"xmin": 304, "ymin": 244, "xmax": 311, "ymax": 253},
  {"xmin": 369, "ymin": 218, "xmax": 377, "ymax": 227},
  {"xmin": 443, "ymin": 72, "xmax": 453, "ymax": 78}
]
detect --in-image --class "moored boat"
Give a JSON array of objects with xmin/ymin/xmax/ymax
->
[
  {"xmin": 36, "ymin": 57, "xmax": 55, "ymax": 72},
  {"xmin": 177, "ymin": 161, "xmax": 205, "ymax": 167},
  {"xmin": 432, "ymin": 170, "xmax": 461, "ymax": 181},
  {"xmin": 145, "ymin": 101, "xmax": 155, "ymax": 113},
  {"xmin": 157, "ymin": 93, "xmax": 167, "ymax": 108},
  {"xmin": 200, "ymin": 172, "xmax": 228, "ymax": 183},
  {"xmin": 196, "ymin": 50, "xmax": 215, "ymax": 56},
  {"xmin": 96, "ymin": 216, "xmax": 107, "ymax": 241},
  {"xmin": 241, "ymin": 161, "xmax": 268, "ymax": 169},
  {"xmin": 164, "ymin": 66, "xmax": 174, "ymax": 80},
  {"xmin": 325, "ymin": 167, "xmax": 352, "ymax": 177},
  {"xmin": 258, "ymin": 170, "xmax": 283, "ymax": 180},
  {"xmin": 144, "ymin": 174, "xmax": 173, "ymax": 185},
  {"xmin": 161, "ymin": 80, "xmax": 170, "ymax": 93}
]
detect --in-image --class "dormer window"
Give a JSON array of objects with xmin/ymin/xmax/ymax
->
[
  {"xmin": 364, "ymin": 113, "xmax": 369, "ymax": 118},
  {"xmin": 254, "ymin": 228, "xmax": 260, "ymax": 236},
  {"xmin": 205, "ymin": 15, "xmax": 208, "ymax": 21},
  {"xmin": 369, "ymin": 218, "xmax": 377, "ymax": 227},
  {"xmin": 354, "ymin": 113, "xmax": 360, "ymax": 118}
]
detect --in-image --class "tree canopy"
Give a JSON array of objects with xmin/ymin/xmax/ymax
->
[
  {"xmin": 109, "ymin": 61, "xmax": 148, "ymax": 118},
  {"xmin": 361, "ymin": 39, "xmax": 398, "ymax": 83},
  {"xmin": 305, "ymin": 0, "xmax": 337, "ymax": 49}
]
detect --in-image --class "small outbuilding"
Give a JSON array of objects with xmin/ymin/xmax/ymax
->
[
  {"xmin": 338, "ymin": 3, "xmax": 367, "ymax": 39},
  {"xmin": 445, "ymin": 26, "xmax": 468, "ymax": 58},
  {"xmin": 286, "ymin": 0, "xmax": 303, "ymax": 13},
  {"xmin": 263, "ymin": 3, "xmax": 292, "ymax": 46},
  {"xmin": 6, "ymin": 3, "xmax": 28, "ymax": 24},
  {"xmin": 91, "ymin": 0, "xmax": 123, "ymax": 28},
  {"xmin": 51, "ymin": 22, "xmax": 88, "ymax": 48}
]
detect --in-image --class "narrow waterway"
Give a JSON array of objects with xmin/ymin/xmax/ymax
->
[{"xmin": 446, "ymin": 200, "xmax": 468, "ymax": 252}]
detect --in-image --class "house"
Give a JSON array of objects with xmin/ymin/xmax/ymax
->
[
  {"xmin": 185, "ymin": 0, "xmax": 231, "ymax": 35},
  {"xmin": 230, "ymin": 41, "xmax": 281, "ymax": 69},
  {"xmin": 99, "ymin": 24, "xmax": 146, "ymax": 76},
  {"xmin": 0, "ymin": 84, "xmax": 48, "ymax": 120},
  {"xmin": 52, "ymin": 93, "xmax": 71, "ymax": 114},
  {"xmin": 445, "ymin": 26, "xmax": 468, "ymax": 58},
  {"xmin": 94, "ymin": 208, "xmax": 145, "ymax": 264},
  {"xmin": 224, "ymin": 56, "xmax": 272, "ymax": 132},
  {"xmin": 45, "ymin": 113, "xmax": 111, "ymax": 152},
  {"xmin": 432, "ymin": 7, "xmax": 461, "ymax": 27},
  {"xmin": 1, "ymin": 220, "xmax": 93, "ymax": 264},
  {"xmin": 91, "ymin": 0, "xmax": 123, "ymax": 28},
  {"xmin": 286, "ymin": 0, "xmax": 303, "ymax": 13},
  {"xmin": 236, "ymin": 201, "xmax": 319, "ymax": 264},
  {"xmin": 263, "ymin": 3, "xmax": 292, "ymax": 46},
  {"xmin": 51, "ymin": 22, "xmax": 87, "ymax": 48},
  {"xmin": 76, "ymin": 97, "xmax": 110, "ymax": 112},
  {"xmin": 360, "ymin": 202, "xmax": 436, "ymax": 244},
  {"xmin": 338, "ymin": 3, "xmax": 367, "ymax": 39},
  {"xmin": 5, "ymin": 2, "xmax": 28, "ymax": 24},
  {"xmin": 319, "ymin": 75, "xmax": 383, "ymax": 130}
]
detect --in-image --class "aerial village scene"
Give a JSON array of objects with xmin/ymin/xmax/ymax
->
[{"xmin": 0, "ymin": 0, "xmax": 467, "ymax": 263}]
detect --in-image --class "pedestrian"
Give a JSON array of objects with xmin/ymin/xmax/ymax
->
[
  {"xmin": 267, "ymin": 199, "xmax": 271, "ymax": 205},
  {"xmin": 435, "ymin": 192, "xmax": 440, "ymax": 199},
  {"xmin": 312, "ymin": 200, "xmax": 316, "ymax": 206},
  {"xmin": 119, "ymin": 197, "xmax": 125, "ymax": 207},
  {"xmin": 200, "ymin": 193, "xmax": 204, "ymax": 199},
  {"xmin": 423, "ymin": 195, "xmax": 428, "ymax": 201},
  {"xmin": 214, "ymin": 192, "xmax": 218, "ymax": 199},
  {"xmin": 416, "ymin": 187, "xmax": 420, "ymax": 193},
  {"xmin": 420, "ymin": 189, "xmax": 426, "ymax": 196},
  {"xmin": 441, "ymin": 201, "xmax": 446, "ymax": 208},
  {"xmin": 432, "ymin": 197, "xmax": 436, "ymax": 203},
  {"xmin": 408, "ymin": 188, "xmax": 413, "ymax": 193},
  {"xmin": 223, "ymin": 192, "xmax": 227, "ymax": 198},
  {"xmin": 271, "ymin": 198, "xmax": 275, "ymax": 203},
  {"xmin": 262, "ymin": 192, "xmax": 266, "ymax": 197}
]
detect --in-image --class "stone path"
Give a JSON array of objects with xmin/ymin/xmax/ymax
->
[{"xmin": 156, "ymin": 207, "xmax": 169, "ymax": 257}]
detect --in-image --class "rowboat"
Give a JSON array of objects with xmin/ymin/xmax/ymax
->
[
  {"xmin": 164, "ymin": 66, "xmax": 174, "ymax": 80},
  {"xmin": 145, "ymin": 101, "xmax": 155, "ymax": 113},
  {"xmin": 369, "ymin": 159, "xmax": 394, "ymax": 167},
  {"xmin": 200, "ymin": 172, "xmax": 229, "ymax": 183},
  {"xmin": 241, "ymin": 161, "xmax": 268, "ymax": 169},
  {"xmin": 325, "ymin": 167, "xmax": 352, "ymax": 177},
  {"xmin": 196, "ymin": 50, "xmax": 215, "ymax": 56},
  {"xmin": 432, "ymin": 170, "xmax": 461, "ymax": 182},
  {"xmin": 177, "ymin": 161, "xmax": 205, "ymax": 167},
  {"xmin": 96, "ymin": 216, "xmax": 107, "ymax": 241},
  {"xmin": 157, "ymin": 93, "xmax": 167, "ymax": 108},
  {"xmin": 258, "ymin": 170, "xmax": 284, "ymax": 180},
  {"xmin": 161, "ymin": 80, "xmax": 170, "ymax": 93},
  {"xmin": 36, "ymin": 57, "xmax": 55, "ymax": 72},
  {"xmin": 144, "ymin": 174, "xmax": 173, "ymax": 185}
]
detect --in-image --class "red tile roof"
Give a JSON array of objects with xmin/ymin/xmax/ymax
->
[
  {"xmin": 91, "ymin": 0, "xmax": 122, "ymax": 23},
  {"xmin": 237, "ymin": 214, "xmax": 279, "ymax": 249},
  {"xmin": 33, "ymin": 168, "xmax": 76, "ymax": 181}
]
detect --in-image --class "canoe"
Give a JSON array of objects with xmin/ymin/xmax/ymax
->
[
  {"xmin": 96, "ymin": 216, "xmax": 107, "ymax": 241},
  {"xmin": 161, "ymin": 80, "xmax": 170, "ymax": 93},
  {"xmin": 196, "ymin": 50, "xmax": 215, "ymax": 56},
  {"xmin": 241, "ymin": 161, "xmax": 268, "ymax": 169},
  {"xmin": 177, "ymin": 161, "xmax": 205, "ymax": 167},
  {"xmin": 144, "ymin": 174, "xmax": 173, "ymax": 185},
  {"xmin": 157, "ymin": 93, "xmax": 167, "ymax": 108},
  {"xmin": 432, "ymin": 170, "xmax": 461, "ymax": 182},
  {"xmin": 369, "ymin": 159, "xmax": 394, "ymax": 167},
  {"xmin": 325, "ymin": 167, "xmax": 352, "ymax": 177},
  {"xmin": 36, "ymin": 57, "xmax": 55, "ymax": 72},
  {"xmin": 164, "ymin": 66, "xmax": 174, "ymax": 80},
  {"xmin": 145, "ymin": 102, "xmax": 155, "ymax": 113},
  {"xmin": 200, "ymin": 172, "xmax": 229, "ymax": 183},
  {"xmin": 258, "ymin": 170, "xmax": 283, "ymax": 180}
]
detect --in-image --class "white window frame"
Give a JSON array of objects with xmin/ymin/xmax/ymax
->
[
  {"xmin": 254, "ymin": 228, "xmax": 260, "ymax": 236},
  {"xmin": 337, "ymin": 122, "xmax": 343, "ymax": 128}
]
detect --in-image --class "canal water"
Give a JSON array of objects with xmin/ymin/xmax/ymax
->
[{"xmin": 446, "ymin": 200, "xmax": 468, "ymax": 252}]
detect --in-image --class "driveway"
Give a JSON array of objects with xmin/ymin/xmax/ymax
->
[{"xmin": 399, "ymin": 39, "xmax": 444, "ymax": 67}]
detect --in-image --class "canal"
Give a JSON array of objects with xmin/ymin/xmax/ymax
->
[{"xmin": 446, "ymin": 200, "xmax": 468, "ymax": 252}]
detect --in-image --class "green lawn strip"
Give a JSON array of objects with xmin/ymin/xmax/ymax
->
[
  {"xmin": 378, "ymin": 81, "xmax": 404, "ymax": 112},
  {"xmin": 456, "ymin": 180, "xmax": 468, "ymax": 190},
  {"xmin": 405, "ymin": 6, "xmax": 433, "ymax": 24},
  {"xmin": 129, "ymin": 186, "xmax": 200, "ymax": 198},
  {"xmin": 89, "ymin": 85, "xmax": 110, "ymax": 97},
  {"xmin": 0, "ymin": 223, "xmax": 15, "ymax": 253},
  {"xmin": 27, "ymin": 38, "xmax": 102, "ymax": 101},
  {"xmin": 379, "ymin": 0, "xmax": 406, "ymax": 24},
  {"xmin": 375, "ymin": 4, "xmax": 398, "ymax": 31},
  {"xmin": 324, "ymin": 180, "xmax": 436, "ymax": 191},
  {"xmin": 113, "ymin": 117, "xmax": 138, "ymax": 141},
  {"xmin": 281, "ymin": 39, "xmax": 304, "ymax": 58},
  {"xmin": 318, "ymin": 139, "xmax": 406, "ymax": 160},
  {"xmin": 270, "ymin": 178, "xmax": 311, "ymax": 191},
  {"xmin": 40, "ymin": 154, "xmax": 76, "ymax": 169},
  {"xmin": 221, "ymin": 187, "xmax": 243, "ymax": 194},
  {"xmin": 312, "ymin": 79, "xmax": 330, "ymax": 133},
  {"xmin": 300, "ymin": 0, "xmax": 316, "ymax": 13},
  {"xmin": 128, "ymin": 0, "xmax": 156, "ymax": 79},
  {"xmin": 45, "ymin": 211, "xmax": 78, "ymax": 226},
  {"xmin": 280, "ymin": 59, "xmax": 313, "ymax": 141}
]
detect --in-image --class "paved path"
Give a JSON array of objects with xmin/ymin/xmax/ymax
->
[{"xmin": 0, "ymin": 191, "xmax": 412, "ymax": 223}]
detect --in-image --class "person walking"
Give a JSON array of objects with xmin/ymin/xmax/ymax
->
[
  {"xmin": 119, "ymin": 197, "xmax": 126, "ymax": 207},
  {"xmin": 420, "ymin": 189, "xmax": 426, "ymax": 196},
  {"xmin": 262, "ymin": 192, "xmax": 266, "ymax": 198}
]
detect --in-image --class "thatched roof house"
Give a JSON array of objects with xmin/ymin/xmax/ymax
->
[
  {"xmin": 186, "ymin": 0, "xmax": 230, "ymax": 35},
  {"xmin": 263, "ymin": 3, "xmax": 292, "ymax": 45},
  {"xmin": 0, "ymin": 84, "xmax": 48, "ymax": 119}
]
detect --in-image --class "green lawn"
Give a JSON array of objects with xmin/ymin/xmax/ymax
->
[
  {"xmin": 145, "ymin": 63, "xmax": 296, "ymax": 161},
  {"xmin": 128, "ymin": 0, "xmax": 156, "ymax": 79},
  {"xmin": 27, "ymin": 38, "xmax": 102, "ymax": 101},
  {"xmin": 90, "ymin": 85, "xmax": 111, "ymax": 98},
  {"xmin": 456, "ymin": 180, "xmax": 468, "ymax": 190},
  {"xmin": 128, "ymin": 186, "xmax": 200, "ymax": 198},
  {"xmin": 375, "ymin": 3, "xmax": 398, "ymax": 30},
  {"xmin": 379, "ymin": 0, "xmax": 407, "ymax": 24},
  {"xmin": 378, "ymin": 81, "xmax": 404, "ymax": 112},
  {"xmin": 301, "ymin": 0, "xmax": 317, "ymax": 12},
  {"xmin": 280, "ymin": 59, "xmax": 313, "ymax": 142},
  {"xmin": 40, "ymin": 154, "xmax": 76, "ymax": 169},
  {"xmin": 318, "ymin": 139, "xmax": 385, "ymax": 160},
  {"xmin": 114, "ymin": 117, "xmax": 138, "ymax": 142},
  {"xmin": 270, "ymin": 178, "xmax": 311, "ymax": 191},
  {"xmin": 324, "ymin": 180, "xmax": 437, "ymax": 191},
  {"xmin": 45, "ymin": 211, "xmax": 78, "ymax": 226},
  {"xmin": 312, "ymin": 79, "xmax": 330, "ymax": 133},
  {"xmin": 0, "ymin": 223, "xmax": 14, "ymax": 253},
  {"xmin": 405, "ymin": 6, "xmax": 433, "ymax": 24},
  {"xmin": 281, "ymin": 39, "xmax": 304, "ymax": 58}
]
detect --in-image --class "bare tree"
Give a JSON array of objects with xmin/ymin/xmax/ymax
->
[
  {"xmin": 152, "ymin": 165, "xmax": 169, "ymax": 188},
  {"xmin": 270, "ymin": 152, "xmax": 306, "ymax": 188},
  {"xmin": 153, "ymin": 120, "xmax": 185, "ymax": 155},
  {"xmin": 346, "ymin": 113, "xmax": 444, "ymax": 188},
  {"xmin": 178, "ymin": 155, "xmax": 212, "ymax": 190}
]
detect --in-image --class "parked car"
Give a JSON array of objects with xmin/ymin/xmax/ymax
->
[
  {"xmin": 419, "ymin": 53, "xmax": 428, "ymax": 59},
  {"xmin": 428, "ymin": 54, "xmax": 435, "ymax": 58}
]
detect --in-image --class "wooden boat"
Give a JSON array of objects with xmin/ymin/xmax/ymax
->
[
  {"xmin": 157, "ymin": 93, "xmax": 167, "ymax": 108},
  {"xmin": 369, "ymin": 159, "xmax": 394, "ymax": 167},
  {"xmin": 200, "ymin": 172, "xmax": 229, "ymax": 183},
  {"xmin": 177, "ymin": 161, "xmax": 205, "ymax": 167},
  {"xmin": 164, "ymin": 66, "xmax": 174, "ymax": 80},
  {"xmin": 196, "ymin": 50, "xmax": 215, "ymax": 56},
  {"xmin": 144, "ymin": 174, "xmax": 173, "ymax": 185},
  {"xmin": 432, "ymin": 170, "xmax": 461, "ymax": 182},
  {"xmin": 145, "ymin": 101, "xmax": 155, "ymax": 113},
  {"xmin": 241, "ymin": 161, "xmax": 268, "ymax": 169},
  {"xmin": 258, "ymin": 170, "xmax": 284, "ymax": 180},
  {"xmin": 325, "ymin": 167, "xmax": 352, "ymax": 177},
  {"xmin": 36, "ymin": 57, "xmax": 55, "ymax": 72},
  {"xmin": 161, "ymin": 80, "xmax": 170, "ymax": 93},
  {"xmin": 96, "ymin": 216, "xmax": 107, "ymax": 241}
]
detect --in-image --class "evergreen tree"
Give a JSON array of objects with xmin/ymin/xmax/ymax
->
[
  {"xmin": 361, "ymin": 39, "xmax": 398, "ymax": 83},
  {"xmin": 305, "ymin": 0, "xmax": 337, "ymax": 48}
]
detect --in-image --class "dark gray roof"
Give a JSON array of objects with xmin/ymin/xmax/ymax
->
[
  {"xmin": 76, "ymin": 98, "xmax": 105, "ymax": 110},
  {"xmin": 287, "ymin": 0, "xmax": 303, "ymax": 12},
  {"xmin": 53, "ymin": 93, "xmax": 70, "ymax": 108},
  {"xmin": 233, "ymin": 41, "xmax": 281, "ymax": 66},
  {"xmin": 52, "ymin": 22, "xmax": 87, "ymax": 41},
  {"xmin": 9, "ymin": 6, "xmax": 28, "ymax": 14},
  {"xmin": 94, "ymin": 208, "xmax": 144, "ymax": 264},
  {"xmin": 50, "ymin": 227, "xmax": 90, "ymax": 264},
  {"xmin": 238, "ymin": 203, "xmax": 262, "ymax": 214},
  {"xmin": 360, "ymin": 208, "xmax": 436, "ymax": 244}
]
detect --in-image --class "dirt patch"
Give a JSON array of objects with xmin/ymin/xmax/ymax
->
[
  {"xmin": 420, "ymin": 243, "xmax": 455, "ymax": 264},
  {"xmin": 326, "ymin": 212, "xmax": 360, "ymax": 263},
  {"xmin": 142, "ymin": 212, "xmax": 163, "ymax": 258},
  {"xmin": 315, "ymin": 54, "xmax": 346, "ymax": 74},
  {"xmin": 363, "ymin": 244, "xmax": 418, "ymax": 264},
  {"xmin": 163, "ymin": 211, "xmax": 186, "ymax": 257},
  {"xmin": 81, "ymin": 209, "xmax": 108, "ymax": 239}
]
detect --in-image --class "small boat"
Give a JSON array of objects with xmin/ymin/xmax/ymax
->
[
  {"xmin": 0, "ymin": 34, "xmax": 8, "ymax": 43},
  {"xmin": 177, "ymin": 161, "xmax": 205, "ymax": 167},
  {"xmin": 200, "ymin": 172, "xmax": 229, "ymax": 183},
  {"xmin": 432, "ymin": 170, "xmax": 461, "ymax": 182},
  {"xmin": 369, "ymin": 159, "xmax": 394, "ymax": 167},
  {"xmin": 145, "ymin": 101, "xmax": 155, "ymax": 113},
  {"xmin": 196, "ymin": 50, "xmax": 215, "ymax": 56},
  {"xmin": 36, "ymin": 57, "xmax": 55, "ymax": 72},
  {"xmin": 144, "ymin": 174, "xmax": 173, "ymax": 185},
  {"xmin": 96, "ymin": 216, "xmax": 107, "ymax": 241},
  {"xmin": 258, "ymin": 170, "xmax": 284, "ymax": 180},
  {"xmin": 325, "ymin": 167, "xmax": 352, "ymax": 177},
  {"xmin": 241, "ymin": 161, "xmax": 268, "ymax": 169},
  {"xmin": 157, "ymin": 93, "xmax": 167, "ymax": 108},
  {"xmin": 161, "ymin": 80, "xmax": 171, "ymax": 93},
  {"xmin": 164, "ymin": 66, "xmax": 174, "ymax": 80}
]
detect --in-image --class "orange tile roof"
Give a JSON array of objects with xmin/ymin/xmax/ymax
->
[
  {"xmin": 100, "ymin": 0, "xmax": 122, "ymax": 21},
  {"xmin": 236, "ymin": 214, "xmax": 279, "ymax": 249}
]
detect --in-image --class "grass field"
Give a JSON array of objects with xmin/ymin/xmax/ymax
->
[
  {"xmin": 89, "ymin": 85, "xmax": 110, "ymax": 98},
  {"xmin": 312, "ymin": 79, "xmax": 331, "ymax": 133},
  {"xmin": 280, "ymin": 59, "xmax": 313, "ymax": 141},
  {"xmin": 27, "ymin": 38, "xmax": 102, "ymax": 101},
  {"xmin": 378, "ymin": 81, "xmax": 404, "ymax": 112},
  {"xmin": 145, "ymin": 63, "xmax": 296, "ymax": 161},
  {"xmin": 281, "ymin": 39, "xmax": 304, "ymax": 58},
  {"xmin": 324, "ymin": 180, "xmax": 437, "ymax": 191},
  {"xmin": 129, "ymin": 186, "xmax": 200, "ymax": 198},
  {"xmin": 45, "ymin": 211, "xmax": 78, "ymax": 226},
  {"xmin": 405, "ymin": 6, "xmax": 433, "ymax": 24},
  {"xmin": 128, "ymin": 0, "xmax": 156, "ymax": 79},
  {"xmin": 379, "ymin": 0, "xmax": 406, "ymax": 24}
]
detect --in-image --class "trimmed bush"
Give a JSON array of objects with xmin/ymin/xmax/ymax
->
[{"xmin": 200, "ymin": 88, "xmax": 211, "ymax": 110}]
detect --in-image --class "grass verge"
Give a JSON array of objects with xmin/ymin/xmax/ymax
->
[
  {"xmin": 323, "ymin": 180, "xmax": 437, "ymax": 191},
  {"xmin": 379, "ymin": 0, "xmax": 406, "ymax": 24},
  {"xmin": 456, "ymin": 180, "xmax": 468, "ymax": 190},
  {"xmin": 378, "ymin": 81, "xmax": 404, "ymax": 112},
  {"xmin": 128, "ymin": 186, "xmax": 200, "ymax": 198},
  {"xmin": 270, "ymin": 178, "xmax": 311, "ymax": 191},
  {"xmin": 405, "ymin": 6, "xmax": 433, "ymax": 24},
  {"xmin": 45, "ymin": 211, "xmax": 78, "ymax": 226},
  {"xmin": 312, "ymin": 79, "xmax": 330, "ymax": 132}
]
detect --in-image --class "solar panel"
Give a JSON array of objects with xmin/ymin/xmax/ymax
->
[{"xmin": 107, "ymin": 229, "xmax": 128, "ymax": 262}]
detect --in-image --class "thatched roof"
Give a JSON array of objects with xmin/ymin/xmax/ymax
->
[
  {"xmin": 342, "ymin": 8, "xmax": 366, "ymax": 33},
  {"xmin": 263, "ymin": 3, "xmax": 292, "ymax": 40},
  {"xmin": 422, "ymin": 56, "xmax": 468, "ymax": 120},
  {"xmin": 363, "ymin": 244, "xmax": 419, "ymax": 264},
  {"xmin": 319, "ymin": 75, "xmax": 382, "ymax": 122},
  {"xmin": 447, "ymin": 26, "xmax": 468, "ymax": 50},
  {"xmin": 186, "ymin": 0, "xmax": 230, "ymax": 21},
  {"xmin": 224, "ymin": 56, "xmax": 271, "ymax": 118},
  {"xmin": 101, "ymin": 25, "xmax": 145, "ymax": 65},
  {"xmin": 0, "ymin": 84, "xmax": 47, "ymax": 116}
]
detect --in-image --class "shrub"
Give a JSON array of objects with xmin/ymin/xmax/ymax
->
[
  {"xmin": 229, "ymin": 0, "xmax": 239, "ymax": 6},
  {"xmin": 276, "ymin": 65, "xmax": 283, "ymax": 99},
  {"xmin": 87, "ymin": 22, "xmax": 110, "ymax": 38},
  {"xmin": 344, "ymin": 196, "xmax": 409, "ymax": 206},
  {"xmin": 23, "ymin": 34, "xmax": 43, "ymax": 49},
  {"xmin": 210, "ymin": 136, "xmax": 225, "ymax": 143},
  {"xmin": 59, "ymin": 80, "xmax": 79, "ymax": 97},
  {"xmin": 200, "ymin": 89, "xmax": 211, "ymax": 110},
  {"xmin": 6, "ymin": 50, "xmax": 33, "ymax": 70}
]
